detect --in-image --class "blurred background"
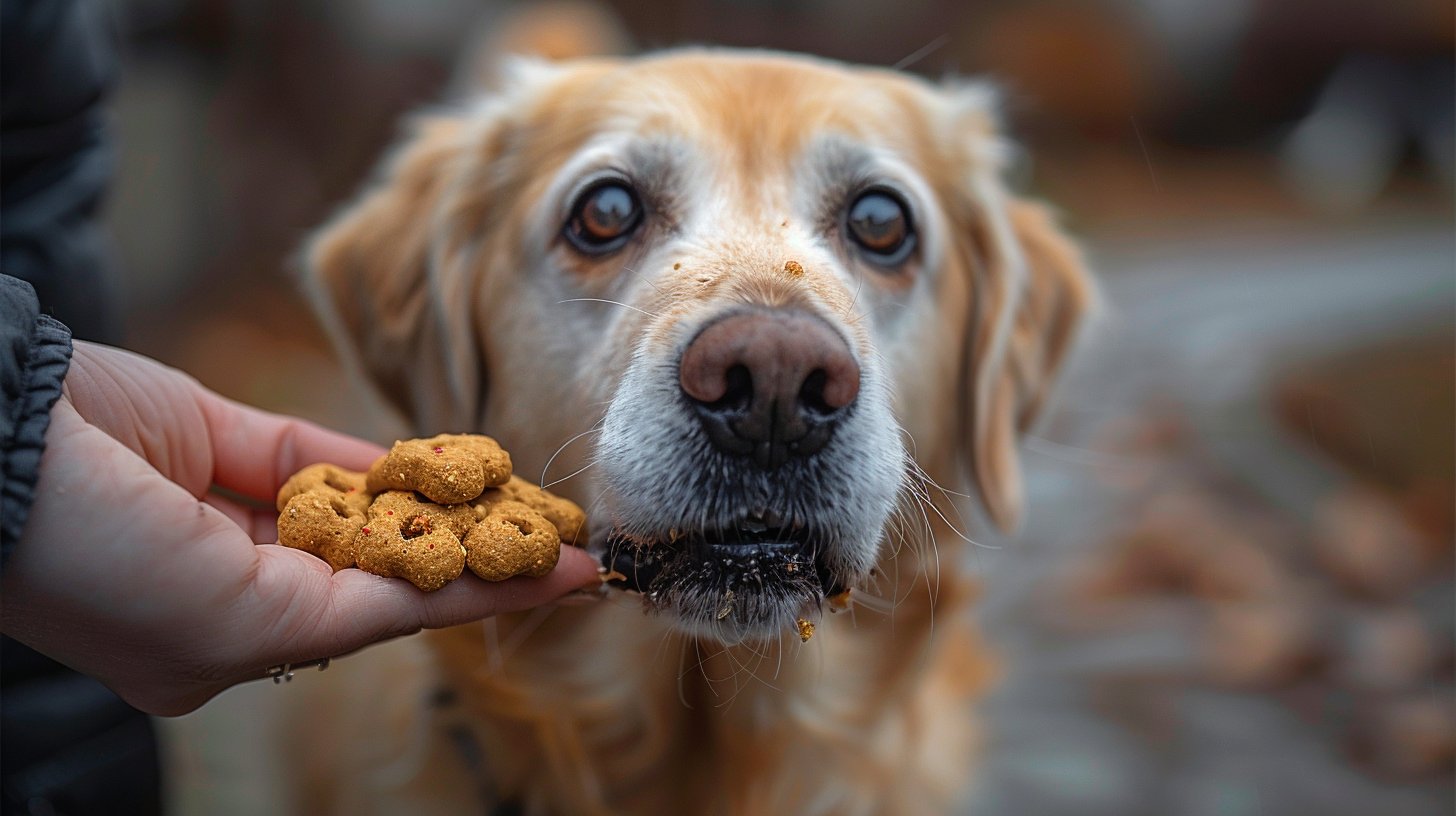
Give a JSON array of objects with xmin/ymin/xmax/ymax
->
[{"xmin": 64, "ymin": 0, "xmax": 1456, "ymax": 812}]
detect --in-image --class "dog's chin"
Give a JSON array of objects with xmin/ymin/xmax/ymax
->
[{"xmin": 600, "ymin": 523, "xmax": 853, "ymax": 643}]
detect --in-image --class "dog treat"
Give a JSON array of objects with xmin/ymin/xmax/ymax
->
[
  {"xmin": 276, "ymin": 463, "xmax": 372, "ymax": 513},
  {"xmin": 464, "ymin": 500, "xmax": 561, "ymax": 581},
  {"xmin": 366, "ymin": 434, "xmax": 512, "ymax": 505},
  {"xmin": 277, "ymin": 435, "xmax": 586, "ymax": 591},
  {"xmin": 796, "ymin": 618, "xmax": 816, "ymax": 642},
  {"xmin": 355, "ymin": 491, "xmax": 470, "ymax": 591},
  {"xmin": 275, "ymin": 464, "xmax": 371, "ymax": 571},
  {"xmin": 372, "ymin": 489, "xmax": 480, "ymax": 538},
  {"xmin": 475, "ymin": 476, "xmax": 588, "ymax": 546}
]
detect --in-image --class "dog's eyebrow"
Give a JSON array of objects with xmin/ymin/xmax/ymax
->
[
  {"xmin": 798, "ymin": 133, "xmax": 881, "ymax": 183},
  {"xmin": 542, "ymin": 135, "xmax": 683, "ymax": 214},
  {"xmin": 621, "ymin": 137, "xmax": 690, "ymax": 200},
  {"xmin": 793, "ymin": 133, "xmax": 910, "ymax": 221},
  {"xmin": 793, "ymin": 134, "xmax": 929, "ymax": 221},
  {"xmin": 793, "ymin": 131, "xmax": 947, "ymax": 273}
]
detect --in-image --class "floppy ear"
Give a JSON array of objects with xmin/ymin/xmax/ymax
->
[
  {"xmin": 964, "ymin": 198, "xmax": 1097, "ymax": 532},
  {"xmin": 300, "ymin": 114, "xmax": 490, "ymax": 433}
]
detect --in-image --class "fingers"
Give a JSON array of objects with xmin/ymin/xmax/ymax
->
[
  {"xmin": 67, "ymin": 342, "xmax": 384, "ymax": 503},
  {"xmin": 202, "ymin": 492, "xmax": 283, "ymax": 543},
  {"xmin": 196, "ymin": 390, "xmax": 385, "ymax": 504},
  {"xmin": 250, "ymin": 545, "xmax": 602, "ymax": 665}
]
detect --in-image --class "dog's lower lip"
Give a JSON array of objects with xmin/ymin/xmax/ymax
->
[{"xmin": 602, "ymin": 527, "xmax": 838, "ymax": 595}]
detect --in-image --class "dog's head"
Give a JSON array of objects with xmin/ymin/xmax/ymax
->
[{"xmin": 304, "ymin": 50, "xmax": 1094, "ymax": 642}]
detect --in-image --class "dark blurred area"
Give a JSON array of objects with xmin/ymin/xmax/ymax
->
[{"xmin": 22, "ymin": 0, "xmax": 1456, "ymax": 813}]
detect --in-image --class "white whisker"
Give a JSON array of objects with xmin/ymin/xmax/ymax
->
[
  {"xmin": 539, "ymin": 420, "xmax": 605, "ymax": 485},
  {"xmin": 623, "ymin": 265, "xmax": 667, "ymax": 296},
  {"xmin": 892, "ymin": 33, "xmax": 951, "ymax": 71},
  {"xmin": 557, "ymin": 297, "xmax": 659, "ymax": 318},
  {"xmin": 1024, "ymin": 434, "xmax": 1149, "ymax": 470},
  {"xmin": 542, "ymin": 460, "xmax": 598, "ymax": 490}
]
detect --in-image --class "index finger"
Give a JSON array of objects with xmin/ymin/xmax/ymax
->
[{"xmin": 197, "ymin": 390, "xmax": 386, "ymax": 503}]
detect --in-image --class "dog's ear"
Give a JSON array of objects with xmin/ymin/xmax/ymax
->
[
  {"xmin": 963, "ymin": 198, "xmax": 1097, "ymax": 532},
  {"xmin": 300, "ymin": 114, "xmax": 490, "ymax": 432}
]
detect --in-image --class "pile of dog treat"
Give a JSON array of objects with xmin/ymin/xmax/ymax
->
[{"xmin": 276, "ymin": 434, "xmax": 586, "ymax": 591}]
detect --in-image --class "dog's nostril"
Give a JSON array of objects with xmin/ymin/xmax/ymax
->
[
  {"xmin": 712, "ymin": 364, "xmax": 753, "ymax": 412},
  {"xmin": 798, "ymin": 368, "xmax": 832, "ymax": 415},
  {"xmin": 680, "ymin": 309, "xmax": 860, "ymax": 467}
]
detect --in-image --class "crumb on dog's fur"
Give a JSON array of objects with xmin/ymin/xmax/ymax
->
[
  {"xmin": 796, "ymin": 618, "xmax": 815, "ymax": 641},
  {"xmin": 783, "ymin": 259, "xmax": 804, "ymax": 276}
]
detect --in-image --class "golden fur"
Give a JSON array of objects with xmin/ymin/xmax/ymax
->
[{"xmin": 296, "ymin": 48, "xmax": 1094, "ymax": 815}]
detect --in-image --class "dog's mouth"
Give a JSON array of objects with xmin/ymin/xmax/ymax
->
[{"xmin": 600, "ymin": 514, "xmax": 847, "ymax": 640}]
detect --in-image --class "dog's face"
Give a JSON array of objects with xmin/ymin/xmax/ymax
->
[{"xmin": 305, "ymin": 50, "xmax": 1093, "ymax": 642}]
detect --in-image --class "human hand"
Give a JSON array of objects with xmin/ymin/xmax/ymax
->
[{"xmin": 1, "ymin": 342, "xmax": 601, "ymax": 715}]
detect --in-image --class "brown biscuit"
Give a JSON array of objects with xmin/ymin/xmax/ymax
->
[
  {"xmin": 276, "ymin": 464, "xmax": 372, "ymax": 571},
  {"xmin": 474, "ymin": 475, "xmax": 589, "ymax": 546},
  {"xmin": 278, "ymin": 436, "xmax": 581, "ymax": 591},
  {"xmin": 278, "ymin": 492, "xmax": 366, "ymax": 572},
  {"xmin": 354, "ymin": 490, "xmax": 468, "ymax": 592},
  {"xmin": 366, "ymin": 434, "xmax": 512, "ymax": 505},
  {"xmin": 464, "ymin": 500, "xmax": 561, "ymax": 581},
  {"xmin": 275, "ymin": 463, "xmax": 370, "ymax": 513},
  {"xmin": 369, "ymin": 490, "xmax": 479, "ymax": 539}
]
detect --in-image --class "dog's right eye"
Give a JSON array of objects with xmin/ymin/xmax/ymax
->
[{"xmin": 564, "ymin": 182, "xmax": 643, "ymax": 254}]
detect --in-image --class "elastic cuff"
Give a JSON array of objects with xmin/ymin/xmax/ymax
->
[{"xmin": 1, "ymin": 314, "xmax": 74, "ymax": 561}]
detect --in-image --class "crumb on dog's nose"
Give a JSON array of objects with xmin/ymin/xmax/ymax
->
[{"xmin": 680, "ymin": 310, "xmax": 860, "ymax": 468}]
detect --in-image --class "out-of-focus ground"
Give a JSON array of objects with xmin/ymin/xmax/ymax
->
[
  {"xmin": 93, "ymin": 1, "xmax": 1453, "ymax": 813},
  {"xmin": 971, "ymin": 219, "xmax": 1453, "ymax": 815}
]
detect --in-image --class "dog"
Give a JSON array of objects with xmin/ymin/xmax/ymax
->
[{"xmin": 297, "ymin": 46, "xmax": 1094, "ymax": 816}]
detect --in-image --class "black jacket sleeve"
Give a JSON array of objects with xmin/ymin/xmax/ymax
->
[{"xmin": 0, "ymin": 275, "xmax": 73, "ymax": 559}]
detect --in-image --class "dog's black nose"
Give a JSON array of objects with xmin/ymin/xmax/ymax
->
[{"xmin": 679, "ymin": 309, "xmax": 860, "ymax": 469}]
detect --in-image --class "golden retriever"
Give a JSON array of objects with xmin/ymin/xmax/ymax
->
[{"xmin": 296, "ymin": 46, "xmax": 1094, "ymax": 816}]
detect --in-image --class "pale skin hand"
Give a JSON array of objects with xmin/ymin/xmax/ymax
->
[{"xmin": 1, "ymin": 342, "xmax": 601, "ymax": 716}]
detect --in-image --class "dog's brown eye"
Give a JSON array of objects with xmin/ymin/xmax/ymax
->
[
  {"xmin": 565, "ymin": 182, "xmax": 642, "ymax": 254},
  {"xmin": 846, "ymin": 191, "xmax": 914, "ymax": 265}
]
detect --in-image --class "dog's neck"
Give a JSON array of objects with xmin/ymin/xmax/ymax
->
[{"xmin": 427, "ymin": 508, "xmax": 995, "ymax": 816}]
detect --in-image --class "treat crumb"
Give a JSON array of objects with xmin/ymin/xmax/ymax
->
[
  {"xmin": 796, "ymin": 618, "xmax": 815, "ymax": 642},
  {"xmin": 783, "ymin": 259, "xmax": 804, "ymax": 277}
]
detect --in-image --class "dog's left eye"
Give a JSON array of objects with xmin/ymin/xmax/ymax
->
[
  {"xmin": 565, "ymin": 182, "xmax": 643, "ymax": 254},
  {"xmin": 846, "ymin": 190, "xmax": 915, "ymax": 266}
]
